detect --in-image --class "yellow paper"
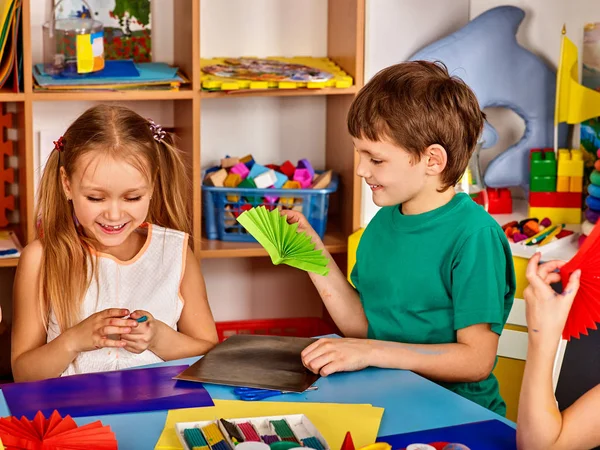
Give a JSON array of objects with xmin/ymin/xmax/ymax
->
[
  {"xmin": 555, "ymin": 34, "xmax": 600, "ymax": 124},
  {"xmin": 76, "ymin": 34, "xmax": 94, "ymax": 73},
  {"xmin": 154, "ymin": 400, "xmax": 384, "ymax": 450}
]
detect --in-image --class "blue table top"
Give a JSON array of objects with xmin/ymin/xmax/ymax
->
[{"xmin": 0, "ymin": 357, "xmax": 514, "ymax": 449}]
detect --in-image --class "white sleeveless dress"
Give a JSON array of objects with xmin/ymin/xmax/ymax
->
[{"xmin": 46, "ymin": 224, "xmax": 188, "ymax": 376}]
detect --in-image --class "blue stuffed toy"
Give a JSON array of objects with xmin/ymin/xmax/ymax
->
[{"xmin": 409, "ymin": 5, "xmax": 560, "ymax": 190}]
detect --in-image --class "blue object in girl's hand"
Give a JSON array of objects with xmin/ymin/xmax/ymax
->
[{"xmin": 136, "ymin": 315, "xmax": 148, "ymax": 323}]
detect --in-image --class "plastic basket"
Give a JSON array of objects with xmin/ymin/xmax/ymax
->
[
  {"xmin": 202, "ymin": 172, "xmax": 338, "ymax": 242},
  {"xmin": 215, "ymin": 317, "xmax": 335, "ymax": 342}
]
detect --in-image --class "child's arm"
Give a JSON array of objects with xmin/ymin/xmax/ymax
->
[
  {"xmin": 11, "ymin": 241, "xmax": 134, "ymax": 381},
  {"xmin": 516, "ymin": 254, "xmax": 600, "ymax": 450},
  {"xmin": 282, "ymin": 211, "xmax": 368, "ymax": 338},
  {"xmin": 122, "ymin": 248, "xmax": 218, "ymax": 359},
  {"xmin": 302, "ymin": 323, "xmax": 498, "ymax": 381}
]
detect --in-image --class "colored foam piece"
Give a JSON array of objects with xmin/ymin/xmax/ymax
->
[
  {"xmin": 293, "ymin": 169, "xmax": 312, "ymax": 188},
  {"xmin": 238, "ymin": 178, "xmax": 259, "ymax": 204},
  {"xmin": 1, "ymin": 365, "xmax": 214, "ymax": 419},
  {"xmin": 206, "ymin": 166, "xmax": 220, "ymax": 174},
  {"xmin": 280, "ymin": 160, "xmax": 296, "ymax": 178},
  {"xmin": 273, "ymin": 171, "xmax": 288, "ymax": 189},
  {"xmin": 221, "ymin": 157, "xmax": 240, "ymax": 169},
  {"xmin": 586, "ymin": 195, "xmax": 600, "ymax": 211},
  {"xmin": 311, "ymin": 170, "xmax": 333, "ymax": 190},
  {"xmin": 585, "ymin": 208, "xmax": 600, "ymax": 224},
  {"xmin": 409, "ymin": 6, "xmax": 564, "ymax": 190},
  {"xmin": 588, "ymin": 183, "xmax": 600, "ymax": 198},
  {"xmin": 540, "ymin": 217, "xmax": 552, "ymax": 227},
  {"xmin": 254, "ymin": 170, "xmax": 277, "ymax": 189},
  {"xmin": 591, "ymin": 170, "xmax": 600, "ymax": 186},
  {"xmin": 231, "ymin": 163, "xmax": 250, "ymax": 179},
  {"xmin": 248, "ymin": 163, "xmax": 269, "ymax": 180},
  {"xmin": 529, "ymin": 191, "xmax": 582, "ymax": 208},
  {"xmin": 297, "ymin": 159, "xmax": 315, "ymax": 178},
  {"xmin": 266, "ymin": 164, "xmax": 281, "ymax": 172},
  {"xmin": 241, "ymin": 154, "xmax": 256, "ymax": 169},
  {"xmin": 265, "ymin": 186, "xmax": 279, "ymax": 204}
]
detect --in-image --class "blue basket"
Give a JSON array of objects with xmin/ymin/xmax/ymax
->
[{"xmin": 202, "ymin": 172, "xmax": 338, "ymax": 242}]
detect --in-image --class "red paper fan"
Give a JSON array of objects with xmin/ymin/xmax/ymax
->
[
  {"xmin": 0, "ymin": 410, "xmax": 117, "ymax": 449},
  {"xmin": 560, "ymin": 221, "xmax": 600, "ymax": 340}
]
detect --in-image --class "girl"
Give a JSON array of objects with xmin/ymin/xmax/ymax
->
[
  {"xmin": 11, "ymin": 105, "xmax": 218, "ymax": 381},
  {"xmin": 516, "ymin": 252, "xmax": 599, "ymax": 450}
]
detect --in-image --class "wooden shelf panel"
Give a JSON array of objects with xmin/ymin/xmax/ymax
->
[
  {"xmin": 0, "ymin": 91, "xmax": 24, "ymax": 102},
  {"xmin": 0, "ymin": 258, "xmax": 19, "ymax": 268},
  {"xmin": 200, "ymin": 86, "xmax": 357, "ymax": 99},
  {"xmin": 199, "ymin": 231, "xmax": 347, "ymax": 259},
  {"xmin": 31, "ymin": 89, "xmax": 195, "ymax": 102}
]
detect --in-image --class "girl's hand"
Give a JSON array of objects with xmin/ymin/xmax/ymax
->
[
  {"xmin": 66, "ymin": 308, "xmax": 138, "ymax": 353},
  {"xmin": 121, "ymin": 310, "xmax": 161, "ymax": 354},
  {"xmin": 301, "ymin": 338, "xmax": 373, "ymax": 376},
  {"xmin": 280, "ymin": 210, "xmax": 325, "ymax": 250},
  {"xmin": 524, "ymin": 253, "xmax": 581, "ymax": 344}
]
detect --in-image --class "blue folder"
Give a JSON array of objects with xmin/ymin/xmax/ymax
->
[{"xmin": 377, "ymin": 419, "xmax": 516, "ymax": 450}]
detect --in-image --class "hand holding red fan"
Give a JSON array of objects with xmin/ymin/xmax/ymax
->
[
  {"xmin": 559, "ymin": 221, "xmax": 600, "ymax": 340},
  {"xmin": 0, "ymin": 410, "xmax": 117, "ymax": 449}
]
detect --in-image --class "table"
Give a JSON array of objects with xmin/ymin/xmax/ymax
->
[{"xmin": 0, "ymin": 357, "xmax": 514, "ymax": 449}]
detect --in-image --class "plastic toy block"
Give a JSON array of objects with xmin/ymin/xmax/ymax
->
[
  {"xmin": 293, "ymin": 168, "xmax": 312, "ymax": 188},
  {"xmin": 280, "ymin": 160, "xmax": 296, "ymax": 178},
  {"xmin": 238, "ymin": 177, "xmax": 258, "ymax": 203},
  {"xmin": 200, "ymin": 56, "xmax": 354, "ymax": 91},
  {"xmin": 204, "ymin": 168, "xmax": 227, "ymax": 187},
  {"xmin": 557, "ymin": 148, "xmax": 584, "ymax": 177},
  {"xmin": 530, "ymin": 176, "xmax": 556, "ymax": 192},
  {"xmin": 224, "ymin": 173, "xmax": 242, "ymax": 202},
  {"xmin": 240, "ymin": 154, "xmax": 255, "ymax": 168},
  {"xmin": 231, "ymin": 162, "xmax": 250, "ymax": 179},
  {"xmin": 273, "ymin": 171, "xmax": 288, "ymax": 188},
  {"xmin": 266, "ymin": 164, "xmax": 280, "ymax": 172},
  {"xmin": 529, "ymin": 191, "xmax": 582, "ymax": 208},
  {"xmin": 487, "ymin": 188, "xmax": 512, "ymax": 214},
  {"xmin": 530, "ymin": 148, "xmax": 557, "ymax": 177},
  {"xmin": 0, "ymin": 111, "xmax": 14, "ymax": 228},
  {"xmin": 248, "ymin": 163, "xmax": 269, "ymax": 180},
  {"xmin": 254, "ymin": 169, "xmax": 277, "ymax": 189},
  {"xmin": 280, "ymin": 180, "xmax": 301, "ymax": 207},
  {"xmin": 528, "ymin": 206, "xmax": 582, "ymax": 224},
  {"xmin": 570, "ymin": 176, "xmax": 583, "ymax": 193},
  {"xmin": 297, "ymin": 158, "xmax": 315, "ymax": 178},
  {"xmin": 557, "ymin": 176, "xmax": 570, "ymax": 192},
  {"xmin": 221, "ymin": 156, "xmax": 239, "ymax": 169}
]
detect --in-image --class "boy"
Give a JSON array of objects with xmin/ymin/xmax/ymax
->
[{"xmin": 284, "ymin": 61, "xmax": 515, "ymax": 416}]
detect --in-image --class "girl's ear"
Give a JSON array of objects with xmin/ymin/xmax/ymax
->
[
  {"xmin": 424, "ymin": 144, "xmax": 448, "ymax": 176},
  {"xmin": 60, "ymin": 167, "xmax": 72, "ymax": 201}
]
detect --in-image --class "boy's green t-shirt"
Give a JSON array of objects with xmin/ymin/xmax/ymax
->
[{"xmin": 351, "ymin": 193, "xmax": 515, "ymax": 416}]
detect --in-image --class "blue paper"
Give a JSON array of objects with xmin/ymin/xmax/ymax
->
[
  {"xmin": 1, "ymin": 364, "xmax": 214, "ymax": 419},
  {"xmin": 45, "ymin": 59, "xmax": 140, "ymax": 79},
  {"xmin": 377, "ymin": 420, "xmax": 516, "ymax": 450}
]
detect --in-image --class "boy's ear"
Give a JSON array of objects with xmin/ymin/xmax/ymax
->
[
  {"xmin": 60, "ymin": 167, "xmax": 72, "ymax": 201},
  {"xmin": 424, "ymin": 144, "xmax": 447, "ymax": 176}
]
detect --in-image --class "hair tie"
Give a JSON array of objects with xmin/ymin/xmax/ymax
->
[
  {"xmin": 147, "ymin": 119, "xmax": 166, "ymax": 142},
  {"xmin": 53, "ymin": 136, "xmax": 65, "ymax": 152}
]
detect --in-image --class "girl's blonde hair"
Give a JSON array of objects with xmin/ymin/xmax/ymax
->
[{"xmin": 36, "ymin": 104, "xmax": 191, "ymax": 332}]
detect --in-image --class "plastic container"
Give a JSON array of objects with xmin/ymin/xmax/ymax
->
[
  {"xmin": 215, "ymin": 318, "xmax": 335, "ymax": 342},
  {"xmin": 42, "ymin": 0, "xmax": 105, "ymax": 77},
  {"xmin": 202, "ymin": 172, "xmax": 338, "ymax": 242}
]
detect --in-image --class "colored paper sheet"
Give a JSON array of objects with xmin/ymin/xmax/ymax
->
[
  {"xmin": 154, "ymin": 400, "xmax": 384, "ymax": 450},
  {"xmin": 376, "ymin": 420, "xmax": 516, "ymax": 450},
  {"xmin": 2, "ymin": 365, "xmax": 214, "ymax": 419}
]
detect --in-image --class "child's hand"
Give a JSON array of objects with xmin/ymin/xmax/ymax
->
[
  {"xmin": 66, "ymin": 308, "xmax": 138, "ymax": 353},
  {"xmin": 121, "ymin": 310, "xmax": 160, "ymax": 354},
  {"xmin": 280, "ymin": 210, "xmax": 325, "ymax": 250},
  {"xmin": 301, "ymin": 338, "xmax": 372, "ymax": 376},
  {"xmin": 524, "ymin": 253, "xmax": 581, "ymax": 344}
]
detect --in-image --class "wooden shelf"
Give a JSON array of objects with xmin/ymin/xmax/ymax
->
[
  {"xmin": 199, "ymin": 231, "xmax": 347, "ymax": 259},
  {"xmin": 0, "ymin": 91, "xmax": 24, "ymax": 102},
  {"xmin": 0, "ymin": 257, "xmax": 19, "ymax": 268},
  {"xmin": 200, "ymin": 86, "xmax": 357, "ymax": 99},
  {"xmin": 31, "ymin": 88, "xmax": 195, "ymax": 102}
]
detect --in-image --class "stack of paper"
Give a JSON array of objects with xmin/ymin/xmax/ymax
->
[
  {"xmin": 0, "ymin": 0, "xmax": 23, "ymax": 92},
  {"xmin": 33, "ymin": 61, "xmax": 188, "ymax": 92},
  {"xmin": 155, "ymin": 400, "xmax": 384, "ymax": 450},
  {"xmin": 0, "ymin": 230, "xmax": 21, "ymax": 258}
]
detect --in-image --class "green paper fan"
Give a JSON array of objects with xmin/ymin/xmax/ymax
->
[{"xmin": 236, "ymin": 206, "xmax": 330, "ymax": 276}]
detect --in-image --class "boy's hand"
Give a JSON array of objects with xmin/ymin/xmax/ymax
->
[
  {"xmin": 121, "ymin": 310, "xmax": 161, "ymax": 354},
  {"xmin": 280, "ymin": 210, "xmax": 325, "ymax": 251},
  {"xmin": 301, "ymin": 338, "xmax": 372, "ymax": 376},
  {"xmin": 66, "ymin": 308, "xmax": 137, "ymax": 353},
  {"xmin": 524, "ymin": 253, "xmax": 581, "ymax": 345}
]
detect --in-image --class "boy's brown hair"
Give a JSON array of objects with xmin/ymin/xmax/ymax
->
[{"xmin": 347, "ymin": 60, "xmax": 485, "ymax": 190}]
